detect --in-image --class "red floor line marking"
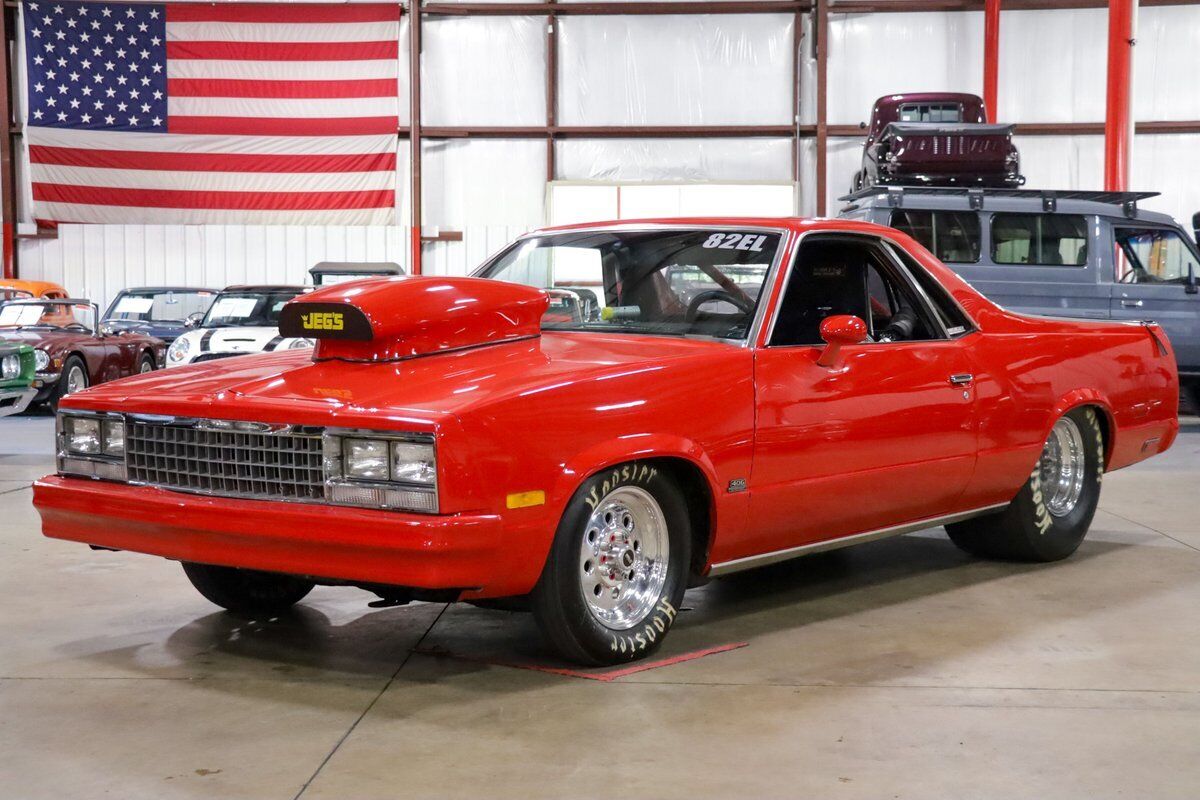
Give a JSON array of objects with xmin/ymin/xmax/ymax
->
[{"xmin": 414, "ymin": 641, "xmax": 749, "ymax": 682}]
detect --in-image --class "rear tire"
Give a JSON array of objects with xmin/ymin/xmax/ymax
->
[
  {"xmin": 947, "ymin": 407, "xmax": 1104, "ymax": 562},
  {"xmin": 182, "ymin": 562, "xmax": 314, "ymax": 615},
  {"xmin": 531, "ymin": 463, "xmax": 691, "ymax": 666}
]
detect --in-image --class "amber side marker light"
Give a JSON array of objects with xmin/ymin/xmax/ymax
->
[{"xmin": 507, "ymin": 490, "xmax": 546, "ymax": 509}]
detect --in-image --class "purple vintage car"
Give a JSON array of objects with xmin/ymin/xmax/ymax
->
[{"xmin": 850, "ymin": 92, "xmax": 1024, "ymax": 192}]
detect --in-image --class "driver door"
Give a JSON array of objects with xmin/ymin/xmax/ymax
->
[
  {"xmin": 1110, "ymin": 225, "xmax": 1200, "ymax": 372},
  {"xmin": 744, "ymin": 234, "xmax": 979, "ymax": 559}
]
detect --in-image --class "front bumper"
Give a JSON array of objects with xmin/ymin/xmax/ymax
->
[
  {"xmin": 34, "ymin": 476, "xmax": 539, "ymax": 598},
  {"xmin": 0, "ymin": 385, "xmax": 36, "ymax": 417}
]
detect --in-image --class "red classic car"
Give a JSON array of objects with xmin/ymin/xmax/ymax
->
[
  {"xmin": 0, "ymin": 299, "xmax": 165, "ymax": 409},
  {"xmin": 851, "ymin": 92, "xmax": 1024, "ymax": 191},
  {"xmin": 33, "ymin": 219, "xmax": 1177, "ymax": 665}
]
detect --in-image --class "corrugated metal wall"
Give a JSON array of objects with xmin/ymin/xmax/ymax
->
[{"xmin": 16, "ymin": 224, "xmax": 529, "ymax": 311}]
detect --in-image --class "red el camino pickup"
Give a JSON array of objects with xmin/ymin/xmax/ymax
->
[{"xmin": 33, "ymin": 218, "xmax": 1178, "ymax": 665}]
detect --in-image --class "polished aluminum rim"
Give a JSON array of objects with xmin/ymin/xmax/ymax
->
[
  {"xmin": 139, "ymin": 359, "xmax": 154, "ymax": 373},
  {"xmin": 579, "ymin": 486, "xmax": 669, "ymax": 631},
  {"xmin": 65, "ymin": 365, "xmax": 86, "ymax": 395},
  {"xmin": 1039, "ymin": 417, "xmax": 1086, "ymax": 517}
]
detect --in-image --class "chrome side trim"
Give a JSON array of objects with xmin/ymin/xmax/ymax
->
[{"xmin": 706, "ymin": 502, "xmax": 1009, "ymax": 577}]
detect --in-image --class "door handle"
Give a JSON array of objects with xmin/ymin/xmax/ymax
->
[
  {"xmin": 949, "ymin": 373, "xmax": 974, "ymax": 386},
  {"xmin": 1122, "ymin": 299, "xmax": 1144, "ymax": 308}
]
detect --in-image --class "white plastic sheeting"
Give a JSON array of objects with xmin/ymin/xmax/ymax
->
[
  {"xmin": 548, "ymin": 182, "xmax": 795, "ymax": 226},
  {"xmin": 421, "ymin": 138, "xmax": 547, "ymax": 228},
  {"xmin": 826, "ymin": 12, "xmax": 982, "ymax": 125},
  {"xmin": 556, "ymin": 138, "xmax": 793, "ymax": 183},
  {"xmin": 421, "ymin": 16, "xmax": 547, "ymax": 126},
  {"xmin": 557, "ymin": 15, "xmax": 794, "ymax": 126},
  {"xmin": 998, "ymin": 9, "xmax": 1106, "ymax": 122},
  {"xmin": 1134, "ymin": 6, "xmax": 1200, "ymax": 121},
  {"xmin": 15, "ymin": 223, "xmax": 536, "ymax": 309}
]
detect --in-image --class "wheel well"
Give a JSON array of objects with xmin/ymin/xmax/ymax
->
[
  {"xmin": 1083, "ymin": 403, "xmax": 1113, "ymax": 468},
  {"xmin": 644, "ymin": 457, "xmax": 714, "ymax": 584}
]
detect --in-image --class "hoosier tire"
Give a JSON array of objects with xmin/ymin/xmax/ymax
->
[
  {"xmin": 531, "ymin": 462, "xmax": 691, "ymax": 666},
  {"xmin": 182, "ymin": 562, "xmax": 315, "ymax": 615},
  {"xmin": 946, "ymin": 406, "xmax": 1105, "ymax": 562}
]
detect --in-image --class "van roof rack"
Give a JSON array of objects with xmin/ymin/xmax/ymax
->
[{"xmin": 839, "ymin": 186, "xmax": 1159, "ymax": 217}]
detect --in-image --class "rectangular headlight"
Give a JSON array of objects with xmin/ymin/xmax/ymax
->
[
  {"xmin": 58, "ymin": 412, "xmax": 127, "ymax": 483},
  {"xmin": 65, "ymin": 417, "xmax": 101, "ymax": 454},
  {"xmin": 102, "ymin": 420, "xmax": 125, "ymax": 456},
  {"xmin": 390, "ymin": 442, "xmax": 436, "ymax": 485},
  {"xmin": 343, "ymin": 438, "xmax": 390, "ymax": 481}
]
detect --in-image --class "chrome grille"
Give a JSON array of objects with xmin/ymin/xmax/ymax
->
[{"xmin": 126, "ymin": 419, "xmax": 326, "ymax": 501}]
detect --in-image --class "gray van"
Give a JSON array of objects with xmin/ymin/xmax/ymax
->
[{"xmin": 839, "ymin": 186, "xmax": 1200, "ymax": 400}]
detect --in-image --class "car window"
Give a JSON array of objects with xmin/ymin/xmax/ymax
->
[
  {"xmin": 898, "ymin": 103, "xmax": 962, "ymax": 123},
  {"xmin": 203, "ymin": 290, "xmax": 302, "ymax": 328},
  {"xmin": 108, "ymin": 290, "xmax": 216, "ymax": 323},
  {"xmin": 992, "ymin": 213, "xmax": 1088, "ymax": 266},
  {"xmin": 886, "ymin": 243, "xmax": 974, "ymax": 336},
  {"xmin": 770, "ymin": 236, "xmax": 940, "ymax": 346},
  {"xmin": 889, "ymin": 210, "xmax": 981, "ymax": 263},
  {"xmin": 479, "ymin": 229, "xmax": 782, "ymax": 341},
  {"xmin": 1114, "ymin": 227, "xmax": 1200, "ymax": 285}
]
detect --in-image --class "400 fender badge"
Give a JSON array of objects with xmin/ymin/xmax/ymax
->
[{"xmin": 727, "ymin": 478, "xmax": 747, "ymax": 493}]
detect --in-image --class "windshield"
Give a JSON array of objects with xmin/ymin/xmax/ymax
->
[
  {"xmin": 477, "ymin": 229, "xmax": 783, "ymax": 340},
  {"xmin": 106, "ymin": 289, "xmax": 216, "ymax": 323},
  {"xmin": 202, "ymin": 290, "xmax": 303, "ymax": 328},
  {"xmin": 1, "ymin": 289, "xmax": 34, "ymax": 302},
  {"xmin": 0, "ymin": 302, "xmax": 94, "ymax": 332}
]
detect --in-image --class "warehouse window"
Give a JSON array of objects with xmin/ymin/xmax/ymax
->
[
  {"xmin": 898, "ymin": 103, "xmax": 962, "ymax": 123},
  {"xmin": 889, "ymin": 210, "xmax": 981, "ymax": 263},
  {"xmin": 991, "ymin": 213, "xmax": 1088, "ymax": 266}
]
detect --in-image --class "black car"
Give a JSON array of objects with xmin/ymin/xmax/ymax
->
[{"xmin": 101, "ymin": 287, "xmax": 218, "ymax": 345}]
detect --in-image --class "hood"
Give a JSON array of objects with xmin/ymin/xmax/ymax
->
[
  {"xmin": 63, "ymin": 332, "xmax": 741, "ymax": 428},
  {"xmin": 277, "ymin": 276, "xmax": 549, "ymax": 363},
  {"xmin": 182, "ymin": 325, "xmax": 299, "ymax": 355}
]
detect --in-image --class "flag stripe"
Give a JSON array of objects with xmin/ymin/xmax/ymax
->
[
  {"xmin": 166, "ymin": 40, "xmax": 398, "ymax": 62},
  {"xmin": 32, "ymin": 202, "xmax": 393, "ymax": 226},
  {"xmin": 167, "ymin": 78, "xmax": 398, "ymax": 99},
  {"xmin": 169, "ymin": 96, "xmax": 398, "ymax": 119},
  {"xmin": 34, "ymin": 183, "xmax": 395, "ymax": 211},
  {"xmin": 168, "ymin": 116, "xmax": 399, "ymax": 136},
  {"xmin": 167, "ymin": 3, "xmax": 401, "ymax": 24},
  {"xmin": 26, "ymin": 127, "xmax": 398, "ymax": 156},
  {"xmin": 166, "ymin": 59, "xmax": 398, "ymax": 81},
  {"xmin": 167, "ymin": 21, "xmax": 399, "ymax": 43},
  {"xmin": 29, "ymin": 145, "xmax": 397, "ymax": 174},
  {"xmin": 31, "ymin": 164, "xmax": 396, "ymax": 193}
]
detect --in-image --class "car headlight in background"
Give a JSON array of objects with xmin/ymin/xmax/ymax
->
[
  {"xmin": 1, "ymin": 354, "xmax": 18, "ymax": 380},
  {"xmin": 57, "ymin": 411, "xmax": 127, "ymax": 481},
  {"xmin": 324, "ymin": 431, "xmax": 438, "ymax": 513},
  {"xmin": 287, "ymin": 338, "xmax": 314, "ymax": 350},
  {"xmin": 33, "ymin": 349, "xmax": 50, "ymax": 372},
  {"xmin": 167, "ymin": 337, "xmax": 191, "ymax": 363}
]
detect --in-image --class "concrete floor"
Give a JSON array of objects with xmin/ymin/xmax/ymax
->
[{"xmin": 2, "ymin": 413, "xmax": 1198, "ymax": 800}]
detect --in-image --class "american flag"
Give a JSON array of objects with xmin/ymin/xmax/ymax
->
[{"xmin": 23, "ymin": 1, "xmax": 400, "ymax": 225}]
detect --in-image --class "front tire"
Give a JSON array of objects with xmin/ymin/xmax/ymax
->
[
  {"xmin": 50, "ymin": 355, "xmax": 88, "ymax": 412},
  {"xmin": 531, "ymin": 463, "xmax": 691, "ymax": 666},
  {"xmin": 138, "ymin": 352, "xmax": 155, "ymax": 373},
  {"xmin": 947, "ymin": 407, "xmax": 1104, "ymax": 562},
  {"xmin": 182, "ymin": 562, "xmax": 315, "ymax": 615}
]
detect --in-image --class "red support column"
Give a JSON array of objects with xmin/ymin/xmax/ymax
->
[
  {"xmin": 983, "ymin": 0, "xmax": 1000, "ymax": 122},
  {"xmin": 814, "ymin": 0, "xmax": 828, "ymax": 216},
  {"xmin": 1103, "ymin": 0, "xmax": 1136, "ymax": 191},
  {"xmin": 409, "ymin": 1, "xmax": 423, "ymax": 275}
]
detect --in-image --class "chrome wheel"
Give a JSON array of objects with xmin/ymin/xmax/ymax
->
[
  {"xmin": 578, "ymin": 485, "xmax": 670, "ymax": 630},
  {"xmin": 65, "ymin": 364, "xmax": 87, "ymax": 395},
  {"xmin": 139, "ymin": 358, "xmax": 154, "ymax": 374},
  {"xmin": 1039, "ymin": 416, "xmax": 1086, "ymax": 517}
]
